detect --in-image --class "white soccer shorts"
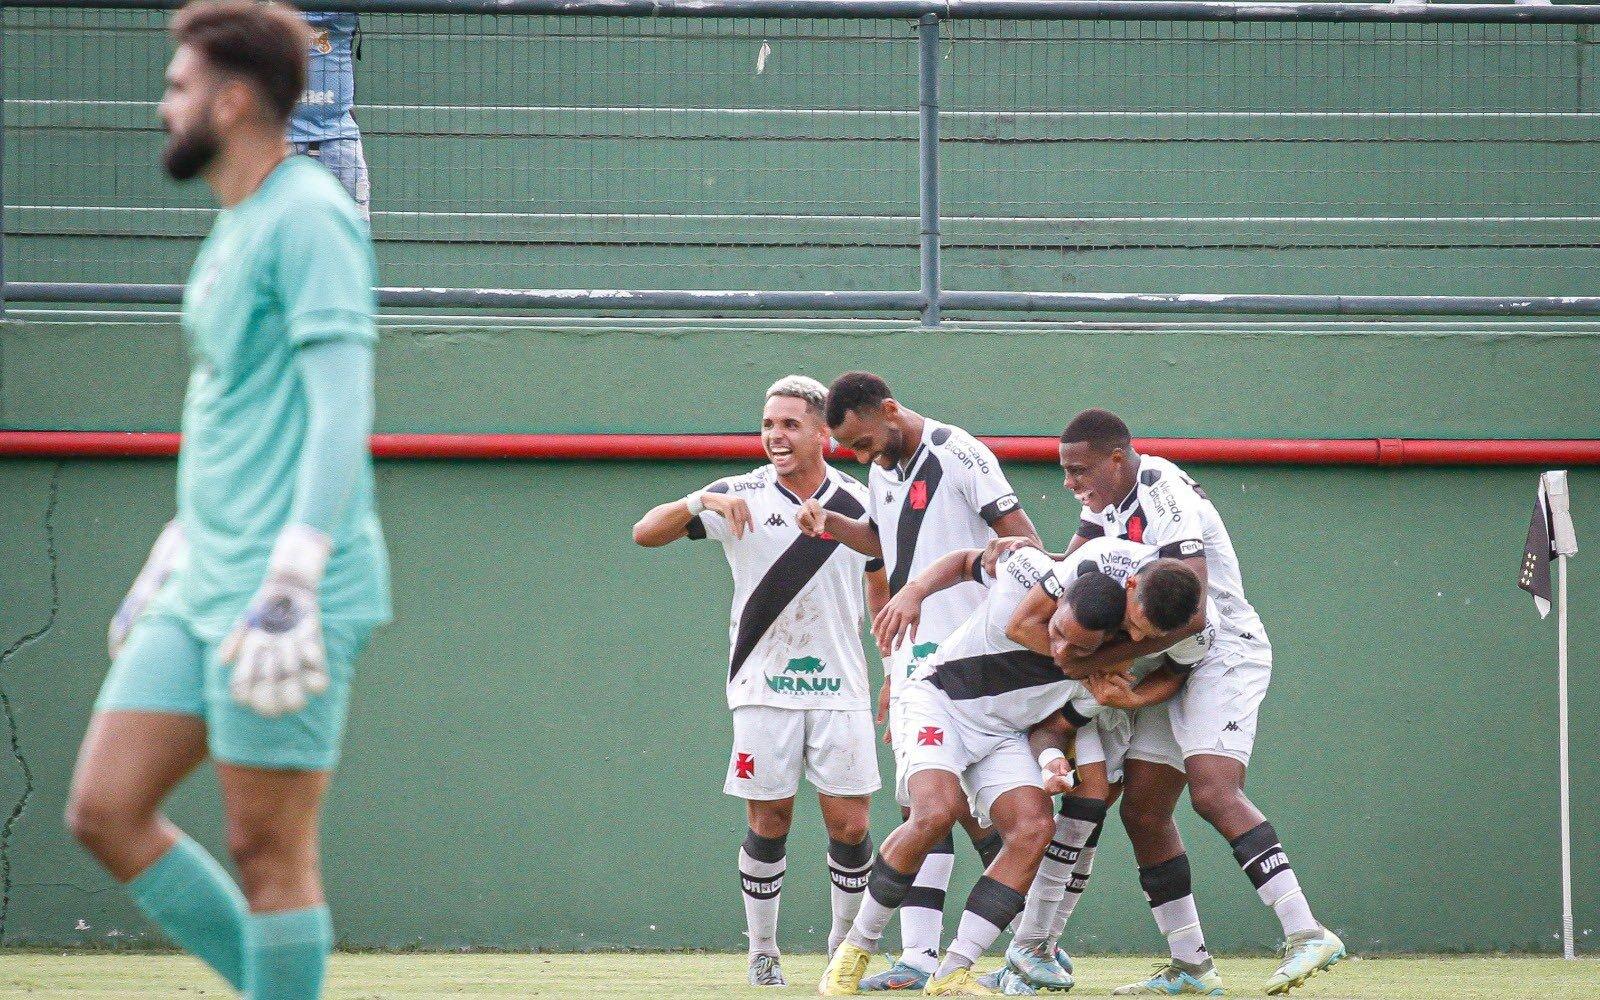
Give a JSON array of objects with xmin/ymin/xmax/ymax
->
[
  {"xmin": 1127, "ymin": 648, "xmax": 1272, "ymax": 772},
  {"xmin": 1073, "ymin": 708, "xmax": 1133, "ymax": 785},
  {"xmin": 724, "ymin": 705, "xmax": 882, "ymax": 800},
  {"xmin": 894, "ymin": 678, "xmax": 1040, "ymax": 826}
]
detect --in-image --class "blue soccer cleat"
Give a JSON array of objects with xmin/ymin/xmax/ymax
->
[
  {"xmin": 977, "ymin": 968, "xmax": 1040, "ymax": 995},
  {"xmin": 1264, "ymin": 929, "xmax": 1345, "ymax": 995},
  {"xmin": 858, "ymin": 959, "xmax": 931, "ymax": 992},
  {"xmin": 1053, "ymin": 947, "xmax": 1074, "ymax": 977},
  {"xmin": 749, "ymin": 952, "xmax": 787, "ymax": 987},
  {"xmin": 1005, "ymin": 941, "xmax": 1074, "ymax": 991},
  {"xmin": 1111, "ymin": 960, "xmax": 1224, "ymax": 996}
]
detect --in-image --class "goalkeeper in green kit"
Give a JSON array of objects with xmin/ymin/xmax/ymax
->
[{"xmin": 66, "ymin": 3, "xmax": 389, "ymax": 997}]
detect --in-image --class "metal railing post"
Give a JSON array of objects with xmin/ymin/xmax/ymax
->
[
  {"xmin": 917, "ymin": 12, "xmax": 941, "ymax": 326},
  {"xmin": 2, "ymin": 12, "xmax": 8, "ymax": 321}
]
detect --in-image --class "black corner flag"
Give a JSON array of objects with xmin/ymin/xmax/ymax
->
[{"xmin": 1520, "ymin": 477, "xmax": 1555, "ymax": 618}]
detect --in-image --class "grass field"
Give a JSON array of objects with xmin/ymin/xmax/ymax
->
[{"xmin": 3, "ymin": 952, "xmax": 1597, "ymax": 999}]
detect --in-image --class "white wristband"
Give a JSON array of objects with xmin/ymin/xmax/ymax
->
[
  {"xmin": 1037, "ymin": 747, "xmax": 1066, "ymax": 771},
  {"xmin": 683, "ymin": 492, "xmax": 706, "ymax": 516},
  {"xmin": 268, "ymin": 524, "xmax": 332, "ymax": 587}
]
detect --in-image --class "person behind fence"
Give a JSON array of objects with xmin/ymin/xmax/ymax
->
[{"xmin": 290, "ymin": 9, "xmax": 369, "ymax": 219}]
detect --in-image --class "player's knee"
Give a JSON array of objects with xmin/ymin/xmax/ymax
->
[
  {"xmin": 1187, "ymin": 780, "xmax": 1245, "ymax": 827},
  {"xmin": 1119, "ymin": 793, "xmax": 1171, "ymax": 836},
  {"xmin": 909, "ymin": 799, "xmax": 964, "ymax": 842},
  {"xmin": 1007, "ymin": 809, "xmax": 1056, "ymax": 858},
  {"xmin": 747, "ymin": 804, "xmax": 794, "ymax": 841},
  {"xmin": 827, "ymin": 815, "xmax": 870, "ymax": 847},
  {"xmin": 65, "ymin": 788, "xmax": 134, "ymax": 852}
]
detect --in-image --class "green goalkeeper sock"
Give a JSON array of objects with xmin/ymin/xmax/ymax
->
[
  {"xmin": 126, "ymin": 834, "xmax": 248, "ymax": 990},
  {"xmin": 246, "ymin": 905, "xmax": 333, "ymax": 999}
]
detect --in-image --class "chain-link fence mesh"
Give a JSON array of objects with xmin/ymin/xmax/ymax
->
[{"xmin": 6, "ymin": 6, "xmax": 1598, "ymax": 299}]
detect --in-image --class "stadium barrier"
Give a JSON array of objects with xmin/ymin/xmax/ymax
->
[
  {"xmin": 2, "ymin": 430, "xmax": 1598, "ymax": 465},
  {"xmin": 7, "ymin": 0, "xmax": 1600, "ymax": 322}
]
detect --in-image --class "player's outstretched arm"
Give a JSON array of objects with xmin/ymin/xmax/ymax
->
[
  {"xmin": 633, "ymin": 489, "xmax": 750, "ymax": 546},
  {"xmin": 989, "ymin": 506, "xmax": 1043, "ymax": 549},
  {"xmin": 107, "ymin": 520, "xmax": 188, "ymax": 659},
  {"xmin": 871, "ymin": 548, "xmax": 980, "ymax": 654},
  {"xmin": 797, "ymin": 498, "xmax": 883, "ymax": 559}
]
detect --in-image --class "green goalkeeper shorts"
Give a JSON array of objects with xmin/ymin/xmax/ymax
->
[{"xmin": 95, "ymin": 611, "xmax": 370, "ymax": 771}]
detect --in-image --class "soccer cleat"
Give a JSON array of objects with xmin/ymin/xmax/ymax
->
[
  {"xmin": 820, "ymin": 941, "xmax": 873, "ymax": 995},
  {"xmin": 750, "ymin": 953, "xmax": 788, "ymax": 987},
  {"xmin": 1110, "ymin": 959, "xmax": 1224, "ymax": 996},
  {"xmin": 1264, "ymin": 928, "xmax": 1345, "ymax": 996},
  {"xmin": 925, "ymin": 966, "xmax": 1004, "ymax": 996},
  {"xmin": 860, "ymin": 960, "xmax": 933, "ymax": 991},
  {"xmin": 977, "ymin": 968, "xmax": 1039, "ymax": 995},
  {"xmin": 1052, "ymin": 947, "xmax": 1074, "ymax": 977},
  {"xmin": 1004, "ymin": 941, "xmax": 1074, "ymax": 991}
]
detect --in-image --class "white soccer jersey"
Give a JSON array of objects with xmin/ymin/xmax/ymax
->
[
  {"xmin": 690, "ymin": 465, "xmax": 880, "ymax": 711},
  {"xmin": 918, "ymin": 545, "xmax": 1088, "ymax": 735},
  {"xmin": 1076, "ymin": 455, "xmax": 1269, "ymax": 660},
  {"xmin": 869, "ymin": 419, "xmax": 1021, "ymax": 649},
  {"xmin": 1045, "ymin": 535, "xmax": 1216, "ymax": 670}
]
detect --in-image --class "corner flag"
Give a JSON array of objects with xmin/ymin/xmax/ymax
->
[
  {"xmin": 1519, "ymin": 471, "xmax": 1576, "ymax": 617},
  {"xmin": 1518, "ymin": 470, "xmax": 1580, "ymax": 959}
]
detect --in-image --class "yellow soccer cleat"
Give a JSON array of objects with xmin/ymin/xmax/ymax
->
[
  {"xmin": 924, "ymin": 966, "xmax": 1004, "ymax": 996},
  {"xmin": 820, "ymin": 941, "xmax": 873, "ymax": 995}
]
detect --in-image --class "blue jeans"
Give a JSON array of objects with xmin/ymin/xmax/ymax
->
[{"xmin": 292, "ymin": 136, "xmax": 370, "ymax": 220}]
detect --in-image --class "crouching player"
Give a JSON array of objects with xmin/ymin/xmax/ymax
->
[
  {"xmin": 67, "ymin": 5, "xmax": 390, "ymax": 998},
  {"xmin": 821, "ymin": 545, "xmax": 1203, "ymax": 996},
  {"xmin": 634, "ymin": 376, "xmax": 887, "ymax": 986},
  {"xmin": 996, "ymin": 537, "xmax": 1218, "ymax": 992}
]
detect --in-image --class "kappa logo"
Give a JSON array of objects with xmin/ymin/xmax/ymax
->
[
  {"xmin": 1224, "ymin": 721, "xmax": 1241, "ymax": 732},
  {"xmin": 735, "ymin": 752, "xmax": 756, "ymax": 779},
  {"xmin": 917, "ymin": 726, "xmax": 944, "ymax": 747},
  {"xmin": 765, "ymin": 513, "xmax": 787, "ymax": 528}
]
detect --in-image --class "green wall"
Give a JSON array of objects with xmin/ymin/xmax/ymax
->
[{"xmin": 1, "ymin": 313, "xmax": 1597, "ymax": 953}]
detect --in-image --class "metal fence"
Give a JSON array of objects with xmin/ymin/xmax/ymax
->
[{"xmin": 6, "ymin": 0, "xmax": 1600, "ymax": 322}]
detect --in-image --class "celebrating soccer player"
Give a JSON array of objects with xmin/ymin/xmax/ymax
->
[
  {"xmin": 632, "ymin": 376, "xmax": 888, "ymax": 987},
  {"xmin": 1056, "ymin": 409, "xmax": 1345, "ymax": 995},
  {"xmin": 65, "ymin": 4, "xmax": 389, "ymax": 999},
  {"xmin": 819, "ymin": 543, "xmax": 1204, "ymax": 996},
  {"xmin": 797, "ymin": 371, "xmax": 1041, "ymax": 990}
]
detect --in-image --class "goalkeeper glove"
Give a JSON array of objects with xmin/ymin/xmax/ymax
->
[
  {"xmin": 108, "ymin": 520, "xmax": 188, "ymax": 660},
  {"xmin": 220, "ymin": 525, "xmax": 332, "ymax": 718}
]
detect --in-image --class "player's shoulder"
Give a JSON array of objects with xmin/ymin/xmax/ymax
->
[
  {"xmin": 824, "ymin": 467, "xmax": 871, "ymax": 517},
  {"xmin": 925, "ymin": 420, "xmax": 999, "ymax": 478},
  {"xmin": 997, "ymin": 545, "xmax": 1057, "ymax": 588},
  {"xmin": 265, "ymin": 157, "xmax": 363, "ymax": 233},
  {"xmin": 710, "ymin": 465, "xmax": 776, "ymax": 496},
  {"xmin": 829, "ymin": 466, "xmax": 870, "ymax": 500}
]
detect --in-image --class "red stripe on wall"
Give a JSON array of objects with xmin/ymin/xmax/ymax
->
[{"xmin": 0, "ymin": 431, "xmax": 1596, "ymax": 465}]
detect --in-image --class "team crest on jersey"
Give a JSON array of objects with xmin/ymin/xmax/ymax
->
[
  {"xmin": 908, "ymin": 480, "xmax": 929, "ymax": 511},
  {"xmin": 916, "ymin": 726, "xmax": 944, "ymax": 747},
  {"xmin": 735, "ymin": 752, "xmax": 756, "ymax": 778},
  {"xmin": 311, "ymin": 29, "xmax": 333, "ymax": 55}
]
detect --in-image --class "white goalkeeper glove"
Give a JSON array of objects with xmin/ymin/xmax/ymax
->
[
  {"xmin": 221, "ymin": 525, "xmax": 332, "ymax": 718},
  {"xmin": 108, "ymin": 520, "xmax": 188, "ymax": 660}
]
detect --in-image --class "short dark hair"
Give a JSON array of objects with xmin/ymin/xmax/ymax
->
[
  {"xmin": 1134, "ymin": 559, "xmax": 1203, "ymax": 631},
  {"xmin": 1065, "ymin": 570, "xmax": 1127, "ymax": 633},
  {"xmin": 825, "ymin": 371, "xmax": 893, "ymax": 428},
  {"xmin": 171, "ymin": 0, "xmax": 310, "ymax": 125},
  {"xmin": 1060, "ymin": 408, "xmax": 1132, "ymax": 454}
]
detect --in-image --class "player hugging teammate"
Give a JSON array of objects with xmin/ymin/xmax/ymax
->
[{"xmin": 637, "ymin": 387, "xmax": 1345, "ymax": 998}]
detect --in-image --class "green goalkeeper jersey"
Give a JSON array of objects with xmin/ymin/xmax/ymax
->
[{"xmin": 159, "ymin": 155, "xmax": 390, "ymax": 641}]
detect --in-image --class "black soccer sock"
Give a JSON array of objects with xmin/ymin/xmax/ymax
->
[{"xmin": 1230, "ymin": 822, "xmax": 1319, "ymax": 937}]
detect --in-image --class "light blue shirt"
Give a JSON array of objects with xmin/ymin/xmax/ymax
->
[{"xmin": 289, "ymin": 12, "xmax": 360, "ymax": 143}]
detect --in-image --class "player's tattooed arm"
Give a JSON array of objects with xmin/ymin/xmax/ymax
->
[
  {"xmin": 1028, "ymin": 711, "xmax": 1076, "ymax": 795},
  {"xmin": 797, "ymin": 499, "xmax": 884, "ymax": 559},
  {"xmin": 871, "ymin": 548, "xmax": 982, "ymax": 655},
  {"xmin": 1004, "ymin": 580, "xmax": 1058, "ymax": 658}
]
